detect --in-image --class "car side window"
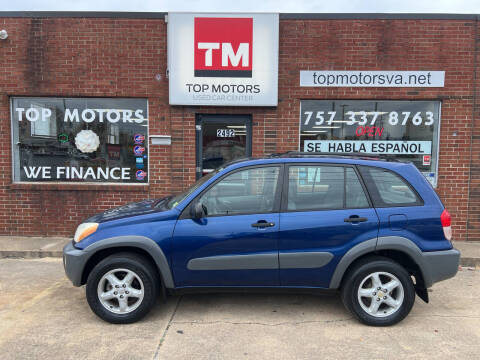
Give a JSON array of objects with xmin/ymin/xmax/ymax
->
[
  {"xmin": 287, "ymin": 166, "xmax": 345, "ymax": 211},
  {"xmin": 359, "ymin": 166, "xmax": 422, "ymax": 207},
  {"xmin": 198, "ymin": 166, "xmax": 280, "ymax": 216},
  {"xmin": 346, "ymin": 168, "xmax": 370, "ymax": 208}
]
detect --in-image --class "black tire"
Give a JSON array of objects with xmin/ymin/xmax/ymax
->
[
  {"xmin": 341, "ymin": 256, "xmax": 415, "ymax": 326},
  {"xmin": 86, "ymin": 252, "xmax": 160, "ymax": 324}
]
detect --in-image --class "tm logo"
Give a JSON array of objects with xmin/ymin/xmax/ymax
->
[{"xmin": 194, "ymin": 17, "xmax": 253, "ymax": 78}]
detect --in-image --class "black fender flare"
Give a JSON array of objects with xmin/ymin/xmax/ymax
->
[
  {"xmin": 329, "ymin": 236, "xmax": 432, "ymax": 289},
  {"xmin": 83, "ymin": 235, "xmax": 175, "ymax": 288}
]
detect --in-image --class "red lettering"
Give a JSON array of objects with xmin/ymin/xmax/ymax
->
[
  {"xmin": 355, "ymin": 126, "xmax": 384, "ymax": 137},
  {"xmin": 355, "ymin": 126, "xmax": 365, "ymax": 136}
]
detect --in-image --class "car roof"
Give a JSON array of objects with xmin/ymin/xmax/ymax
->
[
  {"xmin": 221, "ymin": 152, "xmax": 408, "ymax": 169},
  {"xmin": 269, "ymin": 151, "xmax": 402, "ymax": 161}
]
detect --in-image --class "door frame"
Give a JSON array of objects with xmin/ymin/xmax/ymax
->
[
  {"xmin": 195, "ymin": 114, "xmax": 252, "ymax": 179},
  {"xmin": 172, "ymin": 163, "xmax": 284, "ymax": 288}
]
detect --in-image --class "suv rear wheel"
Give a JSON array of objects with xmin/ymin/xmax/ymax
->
[
  {"xmin": 86, "ymin": 253, "xmax": 159, "ymax": 324},
  {"xmin": 341, "ymin": 257, "xmax": 415, "ymax": 326}
]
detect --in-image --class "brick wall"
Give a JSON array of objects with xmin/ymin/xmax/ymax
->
[
  {"xmin": 0, "ymin": 15, "xmax": 478, "ymax": 240},
  {"xmin": 467, "ymin": 22, "xmax": 480, "ymax": 241}
]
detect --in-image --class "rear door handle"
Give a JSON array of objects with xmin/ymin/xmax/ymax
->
[
  {"xmin": 252, "ymin": 220, "xmax": 275, "ymax": 228},
  {"xmin": 344, "ymin": 216, "xmax": 368, "ymax": 223}
]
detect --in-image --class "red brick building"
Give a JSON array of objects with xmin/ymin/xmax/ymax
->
[{"xmin": 0, "ymin": 12, "xmax": 479, "ymax": 241}]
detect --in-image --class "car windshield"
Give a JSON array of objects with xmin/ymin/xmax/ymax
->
[{"xmin": 163, "ymin": 169, "xmax": 220, "ymax": 209}]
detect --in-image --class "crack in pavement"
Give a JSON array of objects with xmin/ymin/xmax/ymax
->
[
  {"xmin": 167, "ymin": 312, "xmax": 480, "ymax": 327},
  {"xmin": 410, "ymin": 314, "xmax": 480, "ymax": 319},
  {"xmin": 152, "ymin": 296, "xmax": 183, "ymax": 360},
  {"xmin": 170, "ymin": 318, "xmax": 353, "ymax": 327}
]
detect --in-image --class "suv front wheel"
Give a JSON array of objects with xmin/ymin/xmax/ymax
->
[
  {"xmin": 341, "ymin": 257, "xmax": 416, "ymax": 326},
  {"xmin": 86, "ymin": 253, "xmax": 159, "ymax": 324}
]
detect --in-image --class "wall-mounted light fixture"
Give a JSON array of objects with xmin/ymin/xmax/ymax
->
[{"xmin": 0, "ymin": 30, "xmax": 8, "ymax": 40}]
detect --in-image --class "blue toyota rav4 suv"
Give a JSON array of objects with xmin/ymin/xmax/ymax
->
[{"xmin": 63, "ymin": 153, "xmax": 460, "ymax": 326}]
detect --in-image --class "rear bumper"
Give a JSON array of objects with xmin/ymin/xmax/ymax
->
[
  {"xmin": 63, "ymin": 241, "xmax": 89, "ymax": 287},
  {"xmin": 422, "ymin": 248, "xmax": 460, "ymax": 287}
]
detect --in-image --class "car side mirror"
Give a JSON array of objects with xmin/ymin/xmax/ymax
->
[{"xmin": 191, "ymin": 201, "xmax": 207, "ymax": 219}]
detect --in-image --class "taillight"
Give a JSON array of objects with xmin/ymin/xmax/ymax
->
[{"xmin": 440, "ymin": 209, "xmax": 452, "ymax": 241}]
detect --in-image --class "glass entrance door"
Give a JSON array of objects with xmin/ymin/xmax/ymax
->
[{"xmin": 196, "ymin": 114, "xmax": 252, "ymax": 179}]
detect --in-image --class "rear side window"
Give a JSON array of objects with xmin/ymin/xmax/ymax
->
[
  {"xmin": 287, "ymin": 165, "xmax": 370, "ymax": 211},
  {"xmin": 359, "ymin": 166, "xmax": 422, "ymax": 207}
]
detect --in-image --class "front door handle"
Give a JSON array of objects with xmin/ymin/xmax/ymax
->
[
  {"xmin": 344, "ymin": 216, "xmax": 368, "ymax": 223},
  {"xmin": 252, "ymin": 220, "xmax": 275, "ymax": 228}
]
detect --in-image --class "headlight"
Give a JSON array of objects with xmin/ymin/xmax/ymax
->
[{"xmin": 74, "ymin": 222, "xmax": 98, "ymax": 243}]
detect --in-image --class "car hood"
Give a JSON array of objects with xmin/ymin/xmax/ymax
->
[{"xmin": 86, "ymin": 198, "xmax": 168, "ymax": 223}]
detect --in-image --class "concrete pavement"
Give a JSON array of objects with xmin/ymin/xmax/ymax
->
[
  {"xmin": 0, "ymin": 258, "xmax": 177, "ymax": 360},
  {"xmin": 0, "ymin": 257, "xmax": 478, "ymax": 359}
]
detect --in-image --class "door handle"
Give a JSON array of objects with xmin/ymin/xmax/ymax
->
[
  {"xmin": 344, "ymin": 216, "xmax": 368, "ymax": 223},
  {"xmin": 251, "ymin": 220, "xmax": 275, "ymax": 228}
]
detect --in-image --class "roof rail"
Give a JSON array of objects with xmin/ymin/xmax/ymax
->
[{"xmin": 269, "ymin": 151, "xmax": 401, "ymax": 161}]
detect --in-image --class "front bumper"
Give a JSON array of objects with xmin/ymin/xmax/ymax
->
[
  {"xmin": 422, "ymin": 248, "xmax": 460, "ymax": 287},
  {"xmin": 63, "ymin": 241, "xmax": 90, "ymax": 287}
]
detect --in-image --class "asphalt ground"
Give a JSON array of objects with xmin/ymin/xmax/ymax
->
[{"xmin": 0, "ymin": 258, "xmax": 478, "ymax": 360}]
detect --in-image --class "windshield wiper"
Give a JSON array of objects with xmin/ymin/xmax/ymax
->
[{"xmin": 152, "ymin": 196, "xmax": 172, "ymax": 208}]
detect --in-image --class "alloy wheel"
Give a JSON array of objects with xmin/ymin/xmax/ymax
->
[
  {"xmin": 357, "ymin": 271, "xmax": 404, "ymax": 318},
  {"xmin": 97, "ymin": 268, "xmax": 144, "ymax": 314}
]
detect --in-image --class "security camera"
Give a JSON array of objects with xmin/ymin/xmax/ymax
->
[{"xmin": 0, "ymin": 30, "xmax": 8, "ymax": 40}]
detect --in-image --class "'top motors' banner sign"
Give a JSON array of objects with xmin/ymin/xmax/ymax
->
[{"xmin": 168, "ymin": 13, "xmax": 279, "ymax": 106}]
